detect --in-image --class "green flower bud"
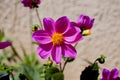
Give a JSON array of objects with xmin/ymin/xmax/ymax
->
[
  {"xmin": 32, "ymin": 24, "xmax": 39, "ymax": 32},
  {"xmin": 47, "ymin": 59, "xmax": 53, "ymax": 66},
  {"xmin": 97, "ymin": 55, "xmax": 105, "ymax": 64}
]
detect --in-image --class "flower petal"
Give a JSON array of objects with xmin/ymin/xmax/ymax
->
[
  {"xmin": 55, "ymin": 16, "xmax": 69, "ymax": 33},
  {"xmin": 89, "ymin": 18, "xmax": 94, "ymax": 29},
  {"xmin": 64, "ymin": 25, "xmax": 83, "ymax": 44},
  {"xmin": 43, "ymin": 18, "xmax": 55, "ymax": 35},
  {"xmin": 32, "ymin": 30, "xmax": 51, "ymax": 44},
  {"xmin": 110, "ymin": 68, "xmax": 119, "ymax": 79},
  {"xmin": 51, "ymin": 45, "xmax": 62, "ymax": 64},
  {"xmin": 77, "ymin": 14, "xmax": 94, "ymax": 29},
  {"xmin": 102, "ymin": 68, "xmax": 110, "ymax": 80},
  {"xmin": 37, "ymin": 43, "xmax": 52, "ymax": 59},
  {"xmin": 62, "ymin": 44, "xmax": 76, "ymax": 58},
  {"xmin": 0, "ymin": 42, "xmax": 12, "ymax": 49}
]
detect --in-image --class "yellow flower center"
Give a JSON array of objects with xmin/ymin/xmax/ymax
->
[
  {"xmin": 82, "ymin": 29, "xmax": 91, "ymax": 36},
  {"xmin": 51, "ymin": 33, "xmax": 64, "ymax": 45}
]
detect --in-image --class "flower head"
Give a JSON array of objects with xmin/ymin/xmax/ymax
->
[
  {"xmin": 0, "ymin": 42, "xmax": 12, "ymax": 49},
  {"xmin": 77, "ymin": 14, "xmax": 94, "ymax": 30},
  {"xmin": 72, "ymin": 14, "xmax": 94, "ymax": 36},
  {"xmin": 32, "ymin": 16, "xmax": 83, "ymax": 64},
  {"xmin": 22, "ymin": 0, "xmax": 41, "ymax": 9},
  {"xmin": 101, "ymin": 68, "xmax": 120, "ymax": 80}
]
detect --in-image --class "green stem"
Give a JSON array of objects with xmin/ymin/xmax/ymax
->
[
  {"xmin": 74, "ymin": 42, "xmax": 79, "ymax": 48},
  {"xmin": 35, "ymin": 8, "xmax": 43, "ymax": 29},
  {"xmin": 61, "ymin": 42, "xmax": 79, "ymax": 72},
  {"xmin": 59, "ymin": 63, "xmax": 62, "ymax": 71},
  {"xmin": 11, "ymin": 45, "xmax": 22, "ymax": 61},
  {"xmin": 62, "ymin": 59, "xmax": 68, "ymax": 72}
]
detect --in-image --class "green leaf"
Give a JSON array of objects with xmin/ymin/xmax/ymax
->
[
  {"xmin": 80, "ymin": 63, "xmax": 99, "ymax": 80},
  {"xmin": 45, "ymin": 67, "xmax": 59, "ymax": 80},
  {"xmin": 51, "ymin": 72, "xmax": 64, "ymax": 80},
  {"xmin": 63, "ymin": 57, "xmax": 75, "ymax": 62},
  {"xmin": 19, "ymin": 64, "xmax": 45, "ymax": 80}
]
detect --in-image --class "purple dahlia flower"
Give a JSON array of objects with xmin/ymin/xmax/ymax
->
[
  {"xmin": 72, "ymin": 14, "xmax": 94, "ymax": 36},
  {"xmin": 32, "ymin": 16, "xmax": 83, "ymax": 64},
  {"xmin": 77, "ymin": 14, "xmax": 94, "ymax": 30},
  {"xmin": 101, "ymin": 68, "xmax": 120, "ymax": 80},
  {"xmin": 0, "ymin": 42, "xmax": 12, "ymax": 49},
  {"xmin": 22, "ymin": 0, "xmax": 41, "ymax": 9}
]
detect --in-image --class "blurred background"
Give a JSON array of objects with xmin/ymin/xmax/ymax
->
[{"xmin": 0, "ymin": 0, "xmax": 120, "ymax": 80}]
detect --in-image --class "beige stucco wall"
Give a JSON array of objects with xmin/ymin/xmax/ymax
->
[{"xmin": 0, "ymin": 0, "xmax": 120, "ymax": 80}]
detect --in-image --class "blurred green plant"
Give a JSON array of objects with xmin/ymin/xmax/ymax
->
[{"xmin": 0, "ymin": 31, "xmax": 64, "ymax": 80}]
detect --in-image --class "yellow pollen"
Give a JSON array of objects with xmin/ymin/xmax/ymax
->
[
  {"xmin": 51, "ymin": 33, "xmax": 64, "ymax": 45},
  {"xmin": 82, "ymin": 29, "xmax": 91, "ymax": 36}
]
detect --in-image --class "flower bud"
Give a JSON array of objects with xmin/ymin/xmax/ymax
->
[
  {"xmin": 82, "ymin": 29, "xmax": 91, "ymax": 36},
  {"xmin": 97, "ymin": 55, "xmax": 105, "ymax": 64},
  {"xmin": 32, "ymin": 24, "xmax": 39, "ymax": 32},
  {"xmin": 47, "ymin": 59, "xmax": 53, "ymax": 66},
  {"xmin": 22, "ymin": 0, "xmax": 41, "ymax": 9}
]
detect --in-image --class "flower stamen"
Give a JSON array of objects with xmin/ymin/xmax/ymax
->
[{"xmin": 51, "ymin": 33, "xmax": 64, "ymax": 45}]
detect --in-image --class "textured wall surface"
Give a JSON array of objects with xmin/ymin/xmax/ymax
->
[{"xmin": 0, "ymin": 0, "xmax": 120, "ymax": 80}]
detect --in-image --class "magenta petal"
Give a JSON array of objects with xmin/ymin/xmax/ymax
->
[
  {"xmin": 102, "ymin": 68, "xmax": 110, "ymax": 80},
  {"xmin": 55, "ymin": 16, "xmax": 69, "ymax": 33},
  {"xmin": 101, "ymin": 78, "xmax": 108, "ymax": 80},
  {"xmin": 110, "ymin": 68, "xmax": 119, "ymax": 79},
  {"xmin": 0, "ymin": 42, "xmax": 12, "ymax": 49},
  {"xmin": 89, "ymin": 18, "xmax": 94, "ymax": 29},
  {"xmin": 37, "ymin": 0, "xmax": 41, "ymax": 4},
  {"xmin": 37, "ymin": 43, "xmax": 52, "ymax": 59},
  {"xmin": 77, "ymin": 14, "xmax": 94, "ymax": 29},
  {"xmin": 22, "ymin": 0, "xmax": 41, "ymax": 9},
  {"xmin": 43, "ymin": 18, "xmax": 55, "ymax": 35},
  {"xmin": 62, "ymin": 44, "xmax": 76, "ymax": 58},
  {"xmin": 51, "ymin": 45, "xmax": 62, "ymax": 64},
  {"xmin": 32, "ymin": 30, "xmax": 51, "ymax": 44},
  {"xmin": 64, "ymin": 26, "xmax": 83, "ymax": 44}
]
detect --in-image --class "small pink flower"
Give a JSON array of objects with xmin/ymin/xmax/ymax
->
[
  {"xmin": 0, "ymin": 42, "xmax": 12, "ymax": 49},
  {"xmin": 101, "ymin": 68, "xmax": 120, "ymax": 80},
  {"xmin": 71, "ymin": 14, "xmax": 94, "ymax": 36},
  {"xmin": 77, "ymin": 14, "xmax": 94, "ymax": 30},
  {"xmin": 32, "ymin": 16, "xmax": 83, "ymax": 64},
  {"xmin": 22, "ymin": 0, "xmax": 41, "ymax": 9}
]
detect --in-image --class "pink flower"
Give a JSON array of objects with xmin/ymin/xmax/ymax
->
[
  {"xmin": 101, "ymin": 68, "xmax": 120, "ymax": 80},
  {"xmin": 77, "ymin": 14, "xmax": 94, "ymax": 30},
  {"xmin": 0, "ymin": 42, "xmax": 12, "ymax": 49},
  {"xmin": 32, "ymin": 16, "xmax": 82, "ymax": 64},
  {"xmin": 72, "ymin": 14, "xmax": 94, "ymax": 36},
  {"xmin": 22, "ymin": 0, "xmax": 41, "ymax": 9}
]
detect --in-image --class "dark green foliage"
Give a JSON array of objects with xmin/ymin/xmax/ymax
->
[
  {"xmin": 0, "ymin": 63, "xmax": 14, "ymax": 80},
  {"xmin": 63, "ymin": 57, "xmax": 75, "ymax": 62},
  {"xmin": 0, "ymin": 63, "xmax": 14, "ymax": 74},
  {"xmin": 19, "ymin": 73, "xmax": 28, "ymax": 80},
  {"xmin": 45, "ymin": 67, "xmax": 64, "ymax": 80},
  {"xmin": 80, "ymin": 55, "xmax": 106, "ymax": 80},
  {"xmin": 17, "ymin": 64, "xmax": 44, "ymax": 80},
  {"xmin": 51, "ymin": 72, "xmax": 64, "ymax": 80},
  {"xmin": 45, "ymin": 67, "xmax": 59, "ymax": 80},
  {"xmin": 80, "ymin": 63, "xmax": 99, "ymax": 80},
  {"xmin": 14, "ymin": 52, "xmax": 45, "ymax": 80}
]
